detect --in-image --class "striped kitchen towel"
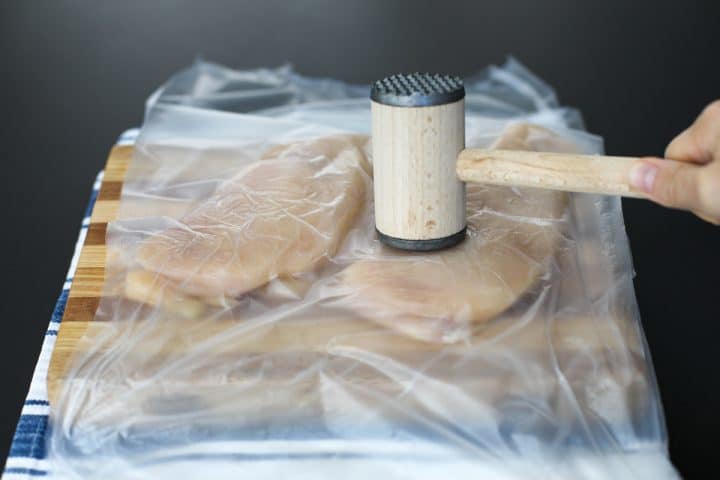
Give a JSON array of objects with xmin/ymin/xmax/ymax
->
[{"xmin": 2, "ymin": 129, "xmax": 139, "ymax": 479}]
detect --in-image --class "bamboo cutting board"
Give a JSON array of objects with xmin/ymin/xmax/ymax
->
[
  {"xmin": 47, "ymin": 144, "xmax": 648, "ymax": 413},
  {"xmin": 47, "ymin": 145, "xmax": 131, "ymax": 403}
]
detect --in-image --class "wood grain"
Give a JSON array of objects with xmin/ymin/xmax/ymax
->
[
  {"xmin": 372, "ymin": 99, "xmax": 466, "ymax": 240},
  {"xmin": 457, "ymin": 148, "xmax": 647, "ymax": 197},
  {"xmin": 48, "ymin": 145, "xmax": 131, "ymax": 402}
]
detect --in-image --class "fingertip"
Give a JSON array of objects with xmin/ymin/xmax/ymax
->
[
  {"xmin": 665, "ymin": 111, "xmax": 717, "ymax": 164},
  {"xmin": 664, "ymin": 128, "xmax": 695, "ymax": 161}
]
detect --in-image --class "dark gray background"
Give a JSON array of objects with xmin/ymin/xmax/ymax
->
[{"xmin": 1, "ymin": 1, "xmax": 718, "ymax": 477}]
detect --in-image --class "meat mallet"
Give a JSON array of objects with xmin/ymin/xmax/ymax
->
[{"xmin": 371, "ymin": 72, "xmax": 647, "ymax": 251}]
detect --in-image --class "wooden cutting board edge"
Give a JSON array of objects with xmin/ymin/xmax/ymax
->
[{"xmin": 47, "ymin": 145, "xmax": 132, "ymax": 403}]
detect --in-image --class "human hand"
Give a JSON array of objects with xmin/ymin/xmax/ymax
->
[{"xmin": 629, "ymin": 100, "xmax": 720, "ymax": 224}]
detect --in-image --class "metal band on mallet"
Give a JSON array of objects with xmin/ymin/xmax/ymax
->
[{"xmin": 371, "ymin": 73, "xmax": 466, "ymax": 251}]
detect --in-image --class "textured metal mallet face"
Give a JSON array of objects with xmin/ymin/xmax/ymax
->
[{"xmin": 371, "ymin": 73, "xmax": 465, "ymax": 107}]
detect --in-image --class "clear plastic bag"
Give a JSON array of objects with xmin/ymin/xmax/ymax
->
[{"xmin": 48, "ymin": 59, "xmax": 678, "ymax": 479}]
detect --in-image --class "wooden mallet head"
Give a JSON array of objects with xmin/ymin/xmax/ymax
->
[{"xmin": 371, "ymin": 73, "xmax": 467, "ymax": 251}]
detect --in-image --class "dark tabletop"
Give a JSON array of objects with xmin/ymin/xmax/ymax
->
[{"xmin": 1, "ymin": 1, "xmax": 718, "ymax": 477}]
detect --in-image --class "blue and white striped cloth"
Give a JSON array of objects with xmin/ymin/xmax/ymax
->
[{"xmin": 2, "ymin": 130, "xmax": 139, "ymax": 479}]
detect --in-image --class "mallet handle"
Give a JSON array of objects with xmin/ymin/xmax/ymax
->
[{"xmin": 457, "ymin": 149, "xmax": 646, "ymax": 198}]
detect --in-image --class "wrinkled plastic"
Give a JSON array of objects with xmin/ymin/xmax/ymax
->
[{"xmin": 48, "ymin": 59, "xmax": 678, "ymax": 479}]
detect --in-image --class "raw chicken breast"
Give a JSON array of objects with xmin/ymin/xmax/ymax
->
[
  {"xmin": 339, "ymin": 124, "xmax": 580, "ymax": 343},
  {"xmin": 135, "ymin": 135, "xmax": 370, "ymax": 298}
]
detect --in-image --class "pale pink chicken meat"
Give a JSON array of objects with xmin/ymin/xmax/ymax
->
[
  {"xmin": 339, "ymin": 124, "xmax": 581, "ymax": 343},
  {"xmin": 134, "ymin": 135, "xmax": 370, "ymax": 299}
]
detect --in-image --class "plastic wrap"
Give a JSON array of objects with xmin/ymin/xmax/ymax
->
[{"xmin": 48, "ymin": 59, "xmax": 678, "ymax": 479}]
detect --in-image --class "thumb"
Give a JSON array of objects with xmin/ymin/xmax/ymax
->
[{"xmin": 629, "ymin": 157, "xmax": 704, "ymax": 211}]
